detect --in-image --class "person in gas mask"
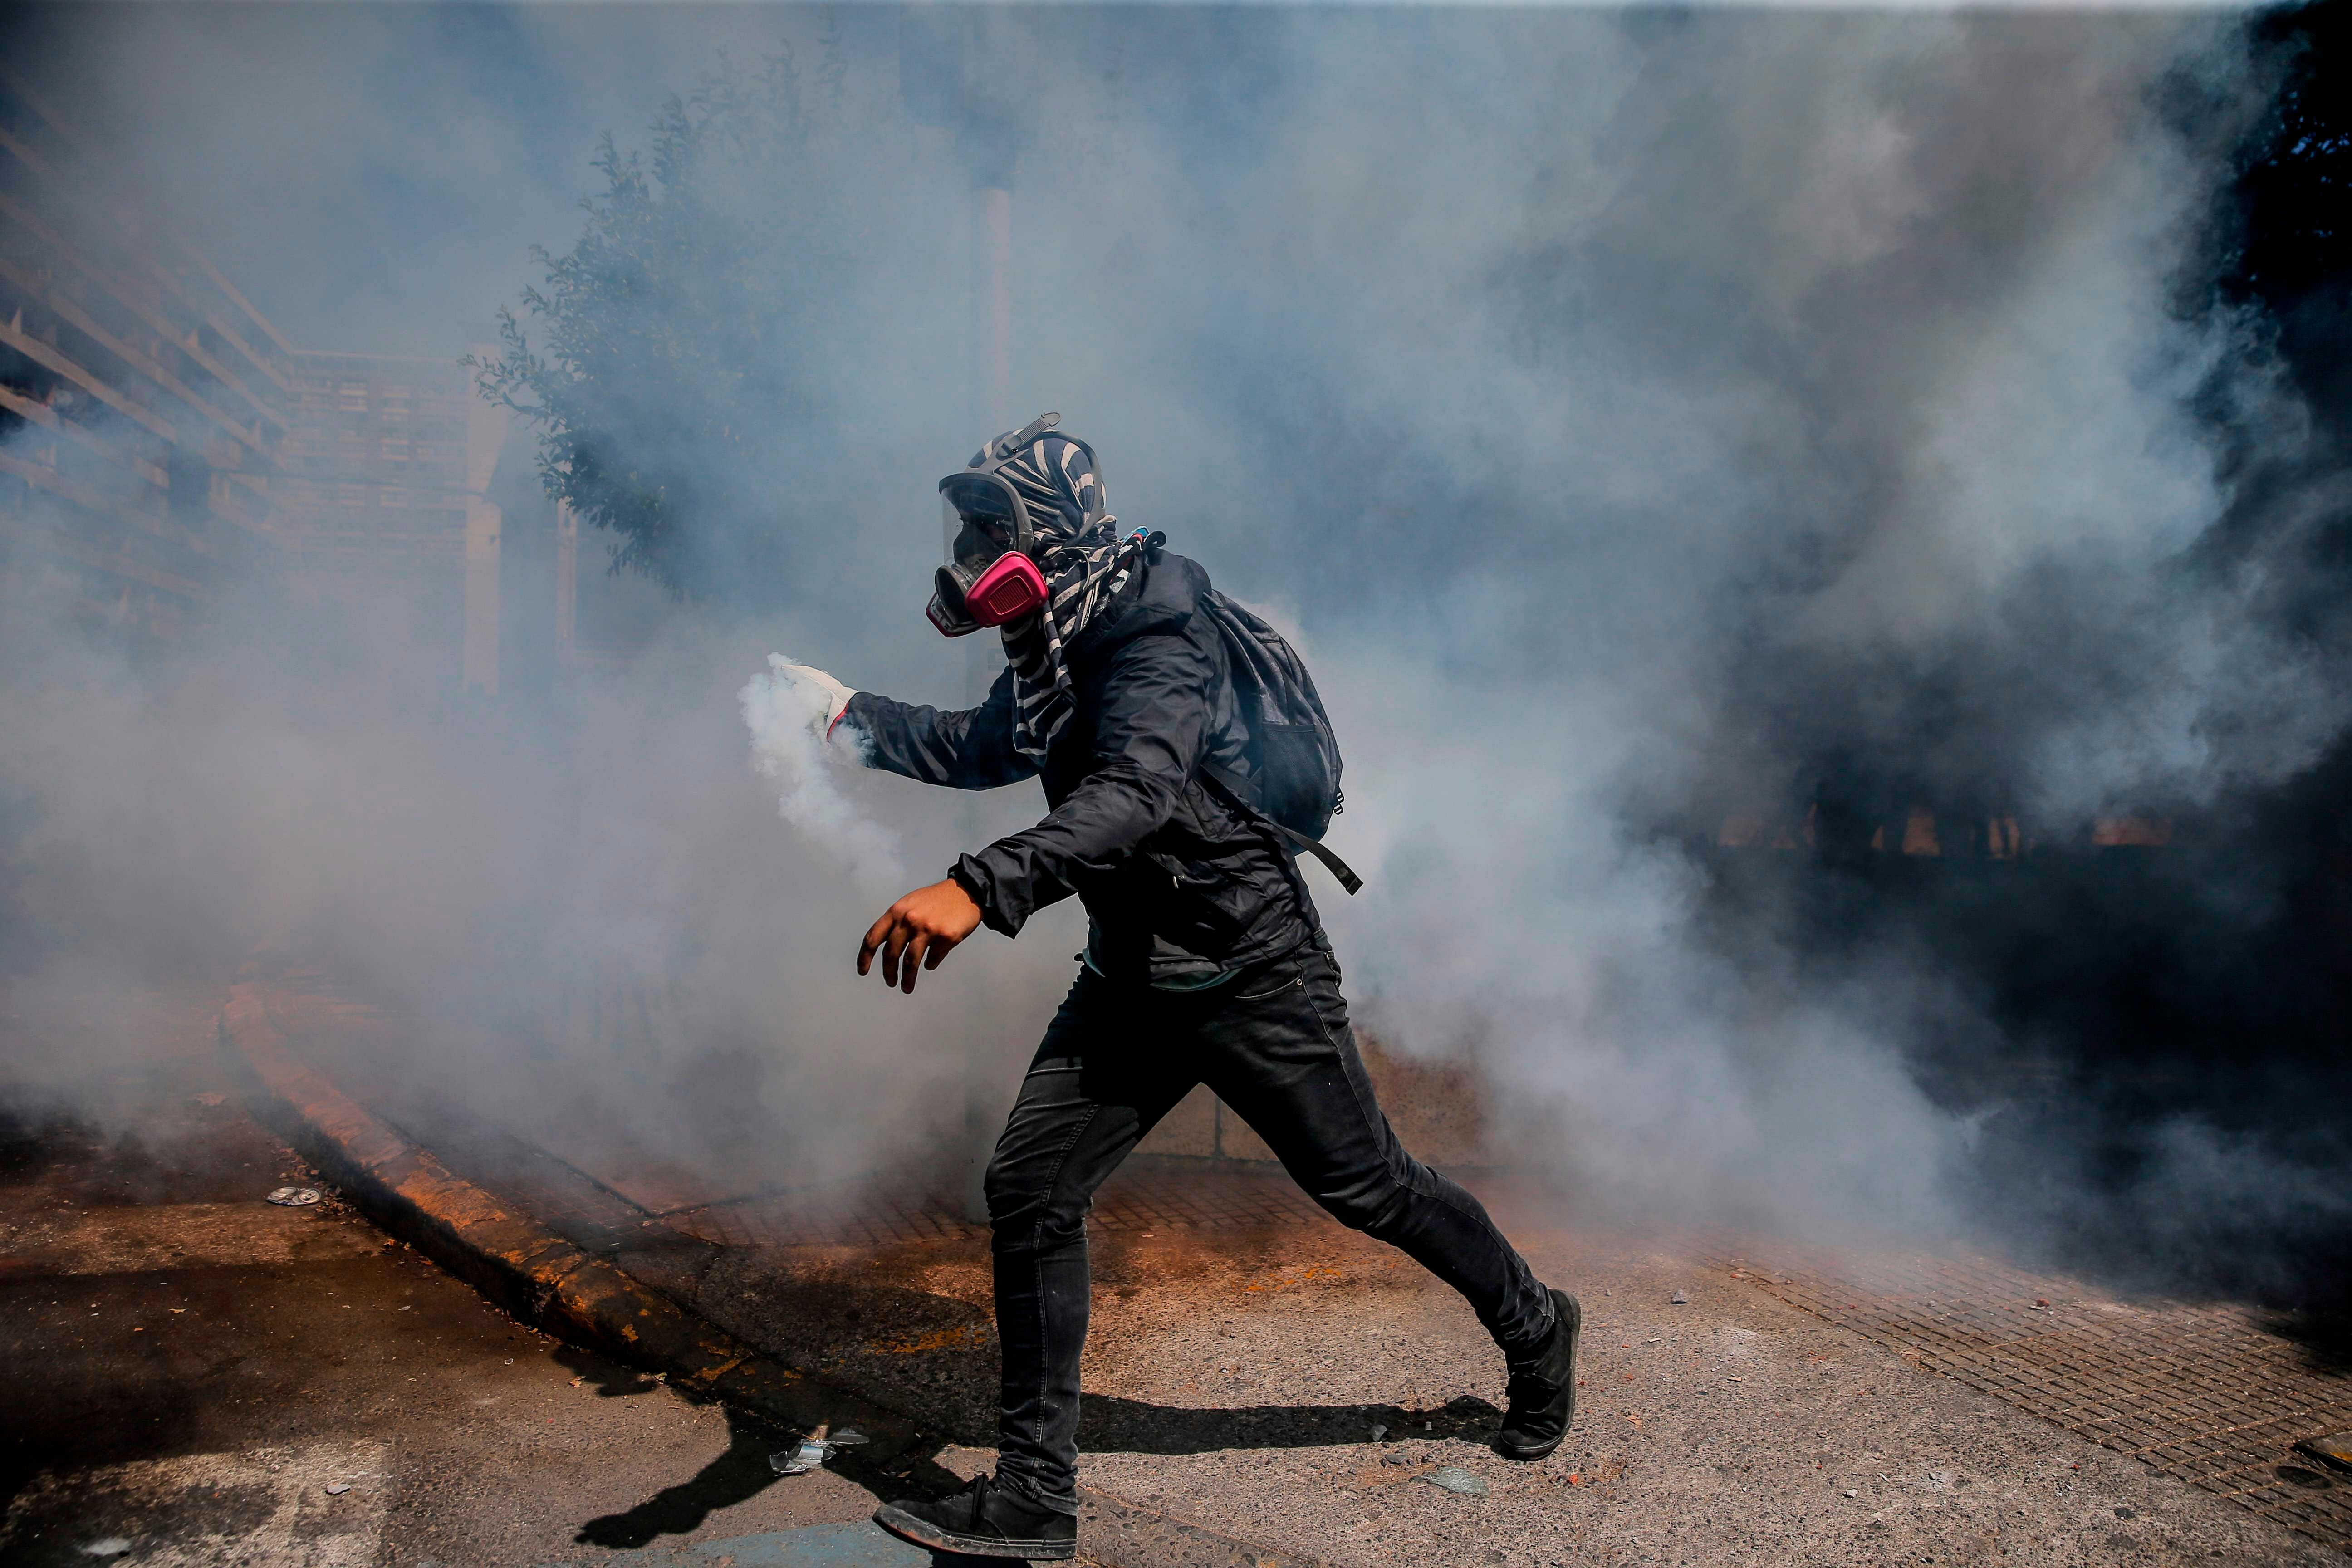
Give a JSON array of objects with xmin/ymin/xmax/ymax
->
[{"xmin": 776, "ymin": 416, "xmax": 1577, "ymax": 1560}]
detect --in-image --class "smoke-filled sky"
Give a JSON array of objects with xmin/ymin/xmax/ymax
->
[{"xmin": 6, "ymin": 3, "xmax": 2347, "ymax": 1295}]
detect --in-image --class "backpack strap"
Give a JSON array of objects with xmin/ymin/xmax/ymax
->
[{"xmin": 1198, "ymin": 766, "xmax": 1364, "ymax": 896}]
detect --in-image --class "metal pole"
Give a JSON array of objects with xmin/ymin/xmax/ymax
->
[
  {"xmin": 980, "ymin": 185, "xmax": 1013, "ymax": 434},
  {"xmin": 461, "ymin": 344, "xmax": 507, "ymax": 697},
  {"xmin": 554, "ymin": 499, "xmax": 577, "ymax": 662}
]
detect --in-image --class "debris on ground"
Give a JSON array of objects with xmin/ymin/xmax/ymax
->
[
  {"xmin": 193, "ymin": 1093, "xmax": 226, "ymax": 1107},
  {"xmin": 265, "ymin": 1187, "xmax": 321, "ymax": 1206},
  {"xmin": 78, "ymin": 1540, "xmax": 132, "ymax": 1558},
  {"xmin": 1421, "ymin": 1466, "xmax": 1490, "ymax": 1498},
  {"xmin": 325, "ymin": 1482, "xmax": 351, "ymax": 1496},
  {"xmin": 769, "ymin": 1439, "xmax": 829, "ymax": 1476},
  {"xmin": 1670, "ymin": 1290, "xmax": 1689, "ymax": 1304},
  {"xmin": 770, "ymin": 1426, "xmax": 848, "ymax": 1476},
  {"xmin": 1369, "ymin": 1423, "xmax": 1388, "ymax": 1441}
]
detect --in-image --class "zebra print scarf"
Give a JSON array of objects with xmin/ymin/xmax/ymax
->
[{"xmin": 978, "ymin": 430, "xmax": 1142, "ymax": 760}]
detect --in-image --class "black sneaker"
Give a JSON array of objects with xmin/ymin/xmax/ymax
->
[
  {"xmin": 872, "ymin": 1474, "xmax": 1077, "ymax": 1560},
  {"xmin": 1496, "ymin": 1287, "xmax": 1581, "ymax": 1460}
]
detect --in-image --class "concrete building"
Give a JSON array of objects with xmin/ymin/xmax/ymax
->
[
  {"xmin": 0, "ymin": 71, "xmax": 514, "ymax": 692},
  {"xmin": 272, "ymin": 350, "xmax": 508, "ymax": 693},
  {"xmin": 0, "ymin": 69, "xmax": 287, "ymax": 645}
]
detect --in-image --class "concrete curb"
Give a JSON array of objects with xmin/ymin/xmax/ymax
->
[
  {"xmin": 218, "ymin": 982, "xmax": 1326, "ymax": 1568},
  {"xmin": 217, "ymin": 985, "xmax": 906, "ymax": 1448}
]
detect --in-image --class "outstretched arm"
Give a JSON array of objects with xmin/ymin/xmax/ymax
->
[{"xmin": 845, "ymin": 666, "xmax": 1038, "ymax": 790}]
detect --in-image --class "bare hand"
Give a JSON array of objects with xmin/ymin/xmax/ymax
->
[{"xmin": 857, "ymin": 878, "xmax": 984, "ymax": 994}]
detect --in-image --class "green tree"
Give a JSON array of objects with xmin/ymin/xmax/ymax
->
[
  {"xmin": 473, "ymin": 59, "xmax": 820, "ymax": 599},
  {"xmin": 2222, "ymin": 0, "xmax": 2352, "ymax": 421}
]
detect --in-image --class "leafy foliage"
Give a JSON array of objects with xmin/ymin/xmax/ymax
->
[
  {"xmin": 473, "ymin": 59, "xmax": 820, "ymax": 599},
  {"xmin": 2231, "ymin": 6, "xmax": 2352, "ymax": 304},
  {"xmin": 2221, "ymin": 1, "xmax": 2352, "ymax": 417}
]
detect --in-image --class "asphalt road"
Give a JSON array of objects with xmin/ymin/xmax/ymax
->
[
  {"xmin": 681, "ymin": 1181, "xmax": 2348, "ymax": 1568},
  {"xmin": 12, "ymin": 984, "xmax": 2343, "ymax": 1568},
  {"xmin": 0, "ymin": 990, "xmax": 921, "ymax": 1568}
]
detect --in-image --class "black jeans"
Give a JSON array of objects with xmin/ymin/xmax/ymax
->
[{"xmin": 983, "ymin": 945, "xmax": 1555, "ymax": 1515}]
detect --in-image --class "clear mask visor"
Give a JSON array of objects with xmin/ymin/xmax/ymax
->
[{"xmin": 928, "ymin": 497, "xmax": 1028, "ymax": 638}]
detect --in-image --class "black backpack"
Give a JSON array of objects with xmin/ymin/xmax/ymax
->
[{"xmin": 1196, "ymin": 591, "xmax": 1362, "ymax": 895}]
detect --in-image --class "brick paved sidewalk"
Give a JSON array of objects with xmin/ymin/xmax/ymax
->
[{"xmin": 265, "ymin": 983, "xmax": 2350, "ymax": 1568}]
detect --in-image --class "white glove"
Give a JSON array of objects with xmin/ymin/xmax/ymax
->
[{"xmin": 766, "ymin": 657, "xmax": 856, "ymax": 742}]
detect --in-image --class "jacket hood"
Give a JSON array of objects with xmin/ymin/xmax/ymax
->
[{"xmin": 1067, "ymin": 547, "xmax": 1207, "ymax": 660}]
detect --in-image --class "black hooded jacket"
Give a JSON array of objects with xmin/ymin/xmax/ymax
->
[{"xmin": 842, "ymin": 549, "xmax": 1322, "ymax": 984}]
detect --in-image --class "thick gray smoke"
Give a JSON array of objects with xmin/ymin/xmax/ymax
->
[
  {"xmin": 4, "ymin": 5, "xmax": 2337, "ymax": 1281},
  {"xmin": 743, "ymin": 656, "xmax": 906, "ymax": 896}
]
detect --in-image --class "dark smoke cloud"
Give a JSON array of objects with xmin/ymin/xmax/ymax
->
[{"xmin": 5, "ymin": 4, "xmax": 2347, "ymax": 1296}]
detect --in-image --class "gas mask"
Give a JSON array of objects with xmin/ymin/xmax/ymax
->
[
  {"xmin": 927, "ymin": 506, "xmax": 1049, "ymax": 637},
  {"xmin": 925, "ymin": 412, "xmax": 1106, "ymax": 638}
]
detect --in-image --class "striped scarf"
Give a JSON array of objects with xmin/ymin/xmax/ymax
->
[{"xmin": 981, "ymin": 431, "xmax": 1141, "ymax": 760}]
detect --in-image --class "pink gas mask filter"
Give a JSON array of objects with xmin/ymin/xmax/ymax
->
[{"xmin": 928, "ymin": 549, "xmax": 1049, "ymax": 637}]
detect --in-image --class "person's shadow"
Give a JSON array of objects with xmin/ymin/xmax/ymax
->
[
  {"xmin": 569, "ymin": 1392, "xmax": 985, "ymax": 1557},
  {"xmin": 572, "ymin": 1387, "xmax": 1504, "ymax": 1551},
  {"xmin": 1080, "ymin": 1391, "xmax": 1501, "ymax": 1453},
  {"xmin": 573, "ymin": 1405, "xmax": 784, "ymax": 1549}
]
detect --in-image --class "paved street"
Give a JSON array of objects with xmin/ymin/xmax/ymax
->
[
  {"xmin": 0, "ymin": 990, "xmax": 917, "ymax": 1568},
  {"xmin": 683, "ymin": 1200, "xmax": 2343, "ymax": 1568},
  {"xmin": 11, "ymin": 984, "xmax": 2352, "ymax": 1568}
]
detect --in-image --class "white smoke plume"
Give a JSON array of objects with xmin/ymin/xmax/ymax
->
[
  {"xmin": 741, "ymin": 655, "xmax": 905, "ymax": 897},
  {"xmin": 1, "ymin": 4, "xmax": 2343, "ymax": 1291}
]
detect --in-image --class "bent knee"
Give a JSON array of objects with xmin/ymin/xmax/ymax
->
[
  {"xmin": 1312, "ymin": 1174, "xmax": 1416, "ymax": 1238},
  {"xmin": 985, "ymin": 1165, "xmax": 1088, "ymax": 1252}
]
